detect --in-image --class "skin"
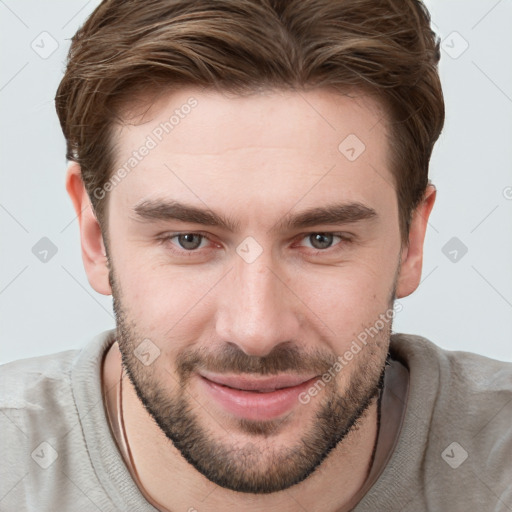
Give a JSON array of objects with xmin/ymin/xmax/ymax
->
[{"xmin": 66, "ymin": 87, "xmax": 436, "ymax": 511}]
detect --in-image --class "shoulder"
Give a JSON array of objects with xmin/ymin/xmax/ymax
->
[
  {"xmin": 0, "ymin": 331, "xmax": 121, "ymax": 510},
  {"xmin": 390, "ymin": 332, "xmax": 512, "ymax": 399},
  {"xmin": 389, "ymin": 333, "xmax": 512, "ymax": 510},
  {"xmin": 0, "ymin": 349, "xmax": 82, "ymax": 444},
  {"xmin": 0, "ymin": 348, "xmax": 83, "ymax": 448},
  {"xmin": 0, "ymin": 350, "xmax": 81, "ymax": 505},
  {"xmin": 0, "ymin": 349, "xmax": 79, "ymax": 410},
  {"xmin": 0, "ymin": 330, "xmax": 114, "ymax": 434}
]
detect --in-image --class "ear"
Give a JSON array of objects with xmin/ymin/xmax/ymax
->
[
  {"xmin": 395, "ymin": 184, "xmax": 436, "ymax": 299},
  {"xmin": 65, "ymin": 162, "xmax": 112, "ymax": 296}
]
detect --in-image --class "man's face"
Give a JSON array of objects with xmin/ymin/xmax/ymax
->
[{"xmin": 106, "ymin": 87, "xmax": 403, "ymax": 493}]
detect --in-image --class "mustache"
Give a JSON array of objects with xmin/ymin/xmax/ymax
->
[{"xmin": 175, "ymin": 342, "xmax": 339, "ymax": 380}]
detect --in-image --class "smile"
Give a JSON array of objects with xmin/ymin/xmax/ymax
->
[{"xmin": 197, "ymin": 372, "xmax": 319, "ymax": 421}]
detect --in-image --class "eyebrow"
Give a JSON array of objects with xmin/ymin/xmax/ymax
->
[{"xmin": 131, "ymin": 199, "xmax": 378, "ymax": 234}]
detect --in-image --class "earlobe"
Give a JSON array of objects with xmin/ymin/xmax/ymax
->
[
  {"xmin": 395, "ymin": 184, "xmax": 436, "ymax": 299},
  {"xmin": 65, "ymin": 162, "xmax": 112, "ymax": 296}
]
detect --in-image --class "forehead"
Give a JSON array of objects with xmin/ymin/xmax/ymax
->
[{"xmin": 109, "ymin": 87, "xmax": 394, "ymax": 221}]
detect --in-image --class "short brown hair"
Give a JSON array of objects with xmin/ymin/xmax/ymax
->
[{"xmin": 55, "ymin": 0, "xmax": 444, "ymax": 244}]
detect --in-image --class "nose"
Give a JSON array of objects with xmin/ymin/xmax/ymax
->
[{"xmin": 215, "ymin": 249, "xmax": 301, "ymax": 357}]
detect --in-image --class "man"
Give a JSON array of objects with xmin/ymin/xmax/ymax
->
[{"xmin": 1, "ymin": 0, "xmax": 511, "ymax": 511}]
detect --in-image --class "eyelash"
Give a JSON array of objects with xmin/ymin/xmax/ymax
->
[{"xmin": 157, "ymin": 231, "xmax": 353, "ymax": 257}]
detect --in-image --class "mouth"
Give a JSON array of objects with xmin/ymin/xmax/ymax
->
[{"xmin": 197, "ymin": 371, "xmax": 319, "ymax": 421}]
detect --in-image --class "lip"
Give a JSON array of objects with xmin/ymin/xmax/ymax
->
[{"xmin": 197, "ymin": 372, "xmax": 319, "ymax": 421}]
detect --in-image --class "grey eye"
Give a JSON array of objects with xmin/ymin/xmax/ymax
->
[
  {"xmin": 308, "ymin": 233, "xmax": 335, "ymax": 250},
  {"xmin": 176, "ymin": 234, "xmax": 204, "ymax": 250}
]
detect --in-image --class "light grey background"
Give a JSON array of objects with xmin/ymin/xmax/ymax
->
[{"xmin": 1, "ymin": 0, "xmax": 511, "ymax": 364}]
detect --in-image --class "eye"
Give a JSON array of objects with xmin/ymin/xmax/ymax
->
[
  {"xmin": 298, "ymin": 232, "xmax": 349, "ymax": 251},
  {"xmin": 161, "ymin": 233, "xmax": 211, "ymax": 252}
]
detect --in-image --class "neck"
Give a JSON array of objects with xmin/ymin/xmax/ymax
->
[{"xmin": 103, "ymin": 342, "xmax": 380, "ymax": 512}]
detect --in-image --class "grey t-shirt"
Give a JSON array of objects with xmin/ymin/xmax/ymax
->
[{"xmin": 1, "ymin": 329, "xmax": 511, "ymax": 511}]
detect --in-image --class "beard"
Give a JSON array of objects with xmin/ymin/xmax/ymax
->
[{"xmin": 110, "ymin": 266, "xmax": 396, "ymax": 494}]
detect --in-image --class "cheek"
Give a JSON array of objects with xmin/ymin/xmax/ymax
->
[
  {"xmin": 293, "ymin": 261, "xmax": 396, "ymax": 347},
  {"xmin": 115, "ymin": 255, "xmax": 223, "ymax": 340},
  {"xmin": 302, "ymin": 268, "xmax": 394, "ymax": 391}
]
